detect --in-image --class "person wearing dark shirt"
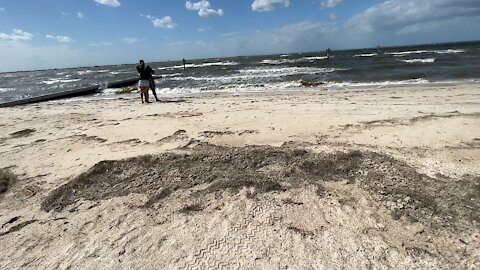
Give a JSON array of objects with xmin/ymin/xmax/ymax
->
[
  {"xmin": 145, "ymin": 65, "xmax": 160, "ymax": 102},
  {"xmin": 136, "ymin": 60, "xmax": 151, "ymax": 103}
]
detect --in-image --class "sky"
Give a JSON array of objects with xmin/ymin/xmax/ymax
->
[{"xmin": 0, "ymin": 0, "xmax": 479, "ymax": 72}]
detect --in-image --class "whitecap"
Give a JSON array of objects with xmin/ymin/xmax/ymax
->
[
  {"xmin": 434, "ymin": 49, "xmax": 465, "ymax": 54},
  {"xmin": 157, "ymin": 61, "xmax": 238, "ymax": 71},
  {"xmin": 42, "ymin": 78, "xmax": 81, "ymax": 85},
  {"xmin": 353, "ymin": 53, "xmax": 377, "ymax": 57},
  {"xmin": 156, "ymin": 81, "xmax": 306, "ymax": 95},
  {"xmin": 386, "ymin": 50, "xmax": 429, "ymax": 56},
  {"xmin": 386, "ymin": 49, "xmax": 464, "ymax": 56},
  {"xmin": 260, "ymin": 59, "xmax": 303, "ymax": 65},
  {"xmin": 0, "ymin": 87, "xmax": 15, "ymax": 93},
  {"xmin": 331, "ymin": 78, "xmax": 430, "ymax": 88},
  {"xmin": 77, "ymin": 70, "xmax": 94, "ymax": 75},
  {"xmin": 399, "ymin": 58, "xmax": 435, "ymax": 63},
  {"xmin": 304, "ymin": 56, "xmax": 329, "ymax": 60}
]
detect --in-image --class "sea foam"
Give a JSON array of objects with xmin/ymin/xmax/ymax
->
[
  {"xmin": 353, "ymin": 53, "xmax": 377, "ymax": 57},
  {"xmin": 42, "ymin": 78, "xmax": 81, "ymax": 85},
  {"xmin": 400, "ymin": 58, "xmax": 435, "ymax": 63}
]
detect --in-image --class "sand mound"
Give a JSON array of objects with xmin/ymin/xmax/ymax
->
[
  {"xmin": 41, "ymin": 143, "xmax": 478, "ymax": 233},
  {"xmin": 31, "ymin": 143, "xmax": 480, "ymax": 268}
]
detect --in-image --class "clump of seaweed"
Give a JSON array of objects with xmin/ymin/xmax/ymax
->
[{"xmin": 0, "ymin": 168, "xmax": 16, "ymax": 194}]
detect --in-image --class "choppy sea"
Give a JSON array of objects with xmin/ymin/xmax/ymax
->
[{"xmin": 0, "ymin": 41, "xmax": 479, "ymax": 103}]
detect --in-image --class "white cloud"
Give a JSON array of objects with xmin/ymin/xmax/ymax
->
[
  {"xmin": 46, "ymin": 35, "xmax": 75, "ymax": 43},
  {"xmin": 153, "ymin": 16, "xmax": 177, "ymax": 29},
  {"xmin": 0, "ymin": 7, "xmax": 5, "ymax": 12},
  {"xmin": 252, "ymin": 0, "xmax": 290, "ymax": 12},
  {"xmin": 186, "ymin": 1, "xmax": 224, "ymax": 17},
  {"xmin": 89, "ymin": 42, "xmax": 113, "ymax": 46},
  {"xmin": 329, "ymin": 13, "xmax": 338, "ymax": 20},
  {"xmin": 347, "ymin": 0, "xmax": 480, "ymax": 34},
  {"xmin": 122, "ymin": 37, "xmax": 139, "ymax": 44},
  {"xmin": 61, "ymin": 12, "xmax": 69, "ymax": 16},
  {"xmin": 220, "ymin": 31, "xmax": 242, "ymax": 38},
  {"xmin": 77, "ymin": 12, "xmax": 84, "ymax": 19},
  {"xmin": 198, "ymin": 27, "xmax": 211, "ymax": 32},
  {"xmin": 141, "ymin": 14, "xmax": 177, "ymax": 29},
  {"xmin": 321, "ymin": 0, "xmax": 343, "ymax": 8},
  {"xmin": 0, "ymin": 29, "xmax": 34, "ymax": 41},
  {"xmin": 141, "ymin": 14, "xmax": 154, "ymax": 20},
  {"xmin": 94, "ymin": 0, "xmax": 120, "ymax": 7}
]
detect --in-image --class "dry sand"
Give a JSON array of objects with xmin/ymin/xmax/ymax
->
[{"xmin": 0, "ymin": 84, "xmax": 479, "ymax": 269}]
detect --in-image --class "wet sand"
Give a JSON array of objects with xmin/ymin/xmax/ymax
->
[{"xmin": 0, "ymin": 84, "xmax": 479, "ymax": 269}]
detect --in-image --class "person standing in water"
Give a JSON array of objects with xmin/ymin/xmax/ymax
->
[
  {"xmin": 145, "ymin": 65, "xmax": 160, "ymax": 102},
  {"xmin": 136, "ymin": 60, "xmax": 151, "ymax": 103},
  {"xmin": 182, "ymin": 58, "xmax": 186, "ymax": 71}
]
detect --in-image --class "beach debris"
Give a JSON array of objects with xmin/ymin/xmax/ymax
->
[
  {"xmin": 1, "ymin": 216, "xmax": 21, "ymax": 228},
  {"xmin": 0, "ymin": 168, "xmax": 16, "ymax": 194},
  {"xmin": 198, "ymin": 130, "xmax": 235, "ymax": 138},
  {"xmin": 9, "ymin": 128, "xmax": 36, "ymax": 138},
  {"xmin": 0, "ymin": 220, "xmax": 38, "ymax": 237},
  {"xmin": 300, "ymin": 80, "xmax": 326, "ymax": 87}
]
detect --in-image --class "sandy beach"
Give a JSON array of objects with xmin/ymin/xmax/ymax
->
[{"xmin": 0, "ymin": 84, "xmax": 479, "ymax": 269}]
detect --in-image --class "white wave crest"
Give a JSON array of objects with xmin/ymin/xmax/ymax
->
[
  {"xmin": 400, "ymin": 58, "xmax": 435, "ymax": 63},
  {"xmin": 157, "ymin": 61, "xmax": 238, "ymax": 71},
  {"xmin": 77, "ymin": 70, "xmax": 94, "ymax": 75},
  {"xmin": 386, "ymin": 49, "xmax": 465, "ymax": 56},
  {"xmin": 304, "ymin": 56, "xmax": 329, "ymax": 61},
  {"xmin": 168, "ymin": 67, "xmax": 344, "ymax": 84},
  {"xmin": 353, "ymin": 53, "xmax": 377, "ymax": 57},
  {"xmin": 261, "ymin": 59, "xmax": 304, "ymax": 65},
  {"xmin": 0, "ymin": 87, "xmax": 15, "ymax": 93},
  {"xmin": 42, "ymin": 78, "xmax": 81, "ymax": 85},
  {"xmin": 239, "ymin": 67, "xmax": 338, "ymax": 77},
  {"xmin": 434, "ymin": 49, "xmax": 465, "ymax": 54},
  {"xmin": 159, "ymin": 73, "xmax": 183, "ymax": 78},
  {"xmin": 331, "ymin": 78, "xmax": 430, "ymax": 88},
  {"xmin": 386, "ymin": 50, "xmax": 429, "ymax": 56},
  {"xmin": 157, "ymin": 81, "xmax": 305, "ymax": 95}
]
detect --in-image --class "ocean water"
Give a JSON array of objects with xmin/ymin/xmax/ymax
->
[{"xmin": 0, "ymin": 41, "xmax": 479, "ymax": 103}]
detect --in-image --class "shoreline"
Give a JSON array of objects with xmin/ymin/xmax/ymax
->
[
  {"xmin": 0, "ymin": 83, "xmax": 479, "ymax": 269},
  {"xmin": 2, "ymin": 79, "xmax": 479, "ymax": 107}
]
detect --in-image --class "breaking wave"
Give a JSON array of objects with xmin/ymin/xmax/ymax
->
[
  {"xmin": 399, "ymin": 58, "xmax": 435, "ymax": 63},
  {"xmin": 353, "ymin": 53, "xmax": 377, "ymax": 57}
]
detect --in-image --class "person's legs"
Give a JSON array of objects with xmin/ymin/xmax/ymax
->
[
  {"xmin": 141, "ymin": 86, "xmax": 151, "ymax": 103},
  {"xmin": 138, "ymin": 86, "xmax": 144, "ymax": 103},
  {"xmin": 150, "ymin": 79, "xmax": 160, "ymax": 101}
]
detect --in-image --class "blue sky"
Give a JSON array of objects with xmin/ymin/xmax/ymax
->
[{"xmin": 0, "ymin": 0, "xmax": 479, "ymax": 72}]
